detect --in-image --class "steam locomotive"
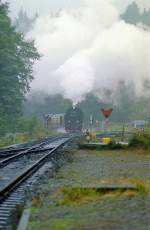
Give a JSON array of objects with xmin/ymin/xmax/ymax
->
[{"xmin": 64, "ymin": 107, "xmax": 84, "ymax": 133}]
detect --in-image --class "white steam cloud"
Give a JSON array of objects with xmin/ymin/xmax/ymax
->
[{"xmin": 30, "ymin": 0, "xmax": 150, "ymax": 103}]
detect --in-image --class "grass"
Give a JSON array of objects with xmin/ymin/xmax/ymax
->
[
  {"xmin": 27, "ymin": 148, "xmax": 150, "ymax": 230},
  {"xmin": 29, "ymin": 219, "xmax": 74, "ymax": 230},
  {"xmin": 0, "ymin": 130, "xmax": 56, "ymax": 148},
  {"xmin": 50, "ymin": 219, "xmax": 74, "ymax": 230},
  {"xmin": 0, "ymin": 116, "xmax": 57, "ymax": 148},
  {"xmin": 30, "ymin": 178, "xmax": 149, "ymax": 208},
  {"xmin": 54, "ymin": 178, "xmax": 149, "ymax": 205},
  {"xmin": 58, "ymin": 187, "xmax": 138, "ymax": 205}
]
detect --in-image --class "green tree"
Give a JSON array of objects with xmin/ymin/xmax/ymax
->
[{"xmin": 0, "ymin": 2, "xmax": 40, "ymax": 135}]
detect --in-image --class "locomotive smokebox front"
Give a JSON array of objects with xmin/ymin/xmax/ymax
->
[{"xmin": 64, "ymin": 106, "xmax": 84, "ymax": 133}]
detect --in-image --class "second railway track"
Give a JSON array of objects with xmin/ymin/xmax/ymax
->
[{"xmin": 0, "ymin": 136, "xmax": 68, "ymax": 167}]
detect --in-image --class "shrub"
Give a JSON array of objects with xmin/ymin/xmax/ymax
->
[
  {"xmin": 0, "ymin": 116, "xmax": 55, "ymax": 147},
  {"xmin": 129, "ymin": 131, "xmax": 150, "ymax": 149}
]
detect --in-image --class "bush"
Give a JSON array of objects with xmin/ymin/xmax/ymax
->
[
  {"xmin": 0, "ymin": 116, "xmax": 55, "ymax": 147},
  {"xmin": 129, "ymin": 131, "xmax": 150, "ymax": 149}
]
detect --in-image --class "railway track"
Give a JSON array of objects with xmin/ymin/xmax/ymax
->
[
  {"xmin": 0, "ymin": 136, "xmax": 71, "ymax": 229},
  {"xmin": 0, "ymin": 136, "xmax": 62, "ymax": 159},
  {"xmin": 0, "ymin": 136, "xmax": 68, "ymax": 166}
]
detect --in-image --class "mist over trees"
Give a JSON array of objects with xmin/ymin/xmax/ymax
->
[
  {"xmin": 24, "ymin": 93, "xmax": 72, "ymax": 118},
  {"xmin": 24, "ymin": 92, "xmax": 109, "ymax": 124},
  {"xmin": 121, "ymin": 2, "xmax": 150, "ymax": 26},
  {"xmin": 14, "ymin": 8, "xmax": 38, "ymax": 34},
  {"xmin": 23, "ymin": 80, "xmax": 150, "ymax": 125},
  {"xmin": 0, "ymin": 1, "xmax": 40, "ymax": 135}
]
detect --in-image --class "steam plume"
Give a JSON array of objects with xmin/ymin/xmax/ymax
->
[{"xmin": 30, "ymin": 0, "xmax": 150, "ymax": 103}]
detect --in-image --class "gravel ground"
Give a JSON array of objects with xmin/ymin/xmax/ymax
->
[{"xmin": 27, "ymin": 149, "xmax": 150, "ymax": 230}]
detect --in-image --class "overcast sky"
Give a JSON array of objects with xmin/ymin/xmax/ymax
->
[
  {"xmin": 8, "ymin": 0, "xmax": 150, "ymax": 18},
  {"xmin": 9, "ymin": 0, "xmax": 81, "ymax": 17}
]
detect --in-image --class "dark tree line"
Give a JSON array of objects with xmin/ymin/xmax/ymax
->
[
  {"xmin": 121, "ymin": 2, "xmax": 150, "ymax": 27},
  {"xmin": 0, "ymin": 1, "xmax": 40, "ymax": 135}
]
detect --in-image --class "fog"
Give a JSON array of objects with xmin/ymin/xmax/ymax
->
[
  {"xmin": 9, "ymin": 0, "xmax": 81, "ymax": 17},
  {"xmin": 25, "ymin": 0, "xmax": 150, "ymax": 104},
  {"xmin": 8, "ymin": 0, "xmax": 150, "ymax": 18}
]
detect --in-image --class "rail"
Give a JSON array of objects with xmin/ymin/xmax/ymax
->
[{"xmin": 0, "ymin": 137, "xmax": 70, "ymax": 203}]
